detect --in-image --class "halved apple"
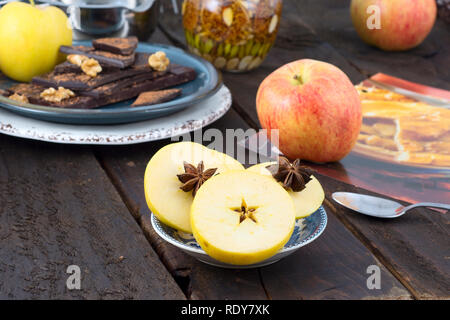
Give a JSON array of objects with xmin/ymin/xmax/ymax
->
[
  {"xmin": 191, "ymin": 171, "xmax": 295, "ymax": 265},
  {"xmin": 247, "ymin": 162, "xmax": 324, "ymax": 219},
  {"xmin": 144, "ymin": 142, "xmax": 244, "ymax": 233}
]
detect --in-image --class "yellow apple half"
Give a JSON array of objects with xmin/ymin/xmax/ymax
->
[
  {"xmin": 0, "ymin": 2, "xmax": 72, "ymax": 82},
  {"xmin": 144, "ymin": 142, "xmax": 244, "ymax": 233},
  {"xmin": 247, "ymin": 162, "xmax": 324, "ymax": 219},
  {"xmin": 191, "ymin": 171, "xmax": 295, "ymax": 265}
]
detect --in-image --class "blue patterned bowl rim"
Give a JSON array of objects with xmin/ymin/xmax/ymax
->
[{"xmin": 151, "ymin": 206, "xmax": 327, "ymax": 255}]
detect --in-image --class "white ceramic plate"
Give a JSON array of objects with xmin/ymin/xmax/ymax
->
[{"xmin": 0, "ymin": 85, "xmax": 231, "ymax": 145}]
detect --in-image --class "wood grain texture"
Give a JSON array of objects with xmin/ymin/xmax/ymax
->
[
  {"xmin": 160, "ymin": 0, "xmax": 449, "ymax": 125},
  {"xmin": 86, "ymin": 27, "xmax": 268, "ymax": 299},
  {"xmin": 0, "ymin": 135, "xmax": 185, "ymax": 299},
  {"xmin": 314, "ymin": 172, "xmax": 450, "ymax": 299},
  {"xmin": 158, "ymin": 0, "xmax": 449, "ymax": 299},
  {"xmin": 260, "ymin": 203, "xmax": 411, "ymax": 300},
  {"xmin": 289, "ymin": 0, "xmax": 450, "ymax": 90},
  {"xmin": 96, "ymin": 107, "xmax": 411, "ymax": 299},
  {"xmin": 159, "ymin": 0, "xmax": 366, "ymax": 127},
  {"xmin": 96, "ymin": 109, "xmax": 269, "ymax": 300},
  {"xmin": 0, "ymin": 1, "xmax": 443, "ymax": 300},
  {"xmin": 281, "ymin": 2, "xmax": 450, "ymax": 298}
]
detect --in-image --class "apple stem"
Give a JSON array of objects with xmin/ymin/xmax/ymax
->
[{"xmin": 293, "ymin": 74, "xmax": 304, "ymax": 85}]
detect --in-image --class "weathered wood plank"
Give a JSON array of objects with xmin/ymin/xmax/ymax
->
[
  {"xmin": 260, "ymin": 200, "xmax": 411, "ymax": 300},
  {"xmin": 0, "ymin": 134, "xmax": 185, "ymax": 299},
  {"xmin": 315, "ymin": 172, "xmax": 450, "ymax": 299},
  {"xmin": 223, "ymin": 10, "xmax": 369, "ymax": 127},
  {"xmin": 289, "ymin": 0, "xmax": 450, "ymax": 90},
  {"xmin": 160, "ymin": 0, "xmax": 449, "ymax": 125},
  {"xmin": 96, "ymin": 108, "xmax": 411, "ymax": 299},
  {"xmin": 277, "ymin": 0, "xmax": 450, "ymax": 299},
  {"xmin": 160, "ymin": 1, "xmax": 450, "ymax": 299},
  {"xmin": 96, "ymin": 109, "xmax": 270, "ymax": 300},
  {"xmin": 84, "ymin": 26, "xmax": 269, "ymax": 299},
  {"xmin": 158, "ymin": 0, "xmax": 366, "ymax": 127}
]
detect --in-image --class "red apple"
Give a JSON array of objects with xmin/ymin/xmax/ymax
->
[
  {"xmin": 256, "ymin": 59, "xmax": 362, "ymax": 163},
  {"xmin": 350, "ymin": 0, "xmax": 437, "ymax": 51}
]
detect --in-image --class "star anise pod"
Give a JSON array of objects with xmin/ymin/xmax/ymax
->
[
  {"xmin": 177, "ymin": 161, "xmax": 217, "ymax": 197},
  {"xmin": 266, "ymin": 156, "xmax": 313, "ymax": 192}
]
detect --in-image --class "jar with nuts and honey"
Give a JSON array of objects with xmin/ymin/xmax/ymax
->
[{"xmin": 182, "ymin": 0, "xmax": 282, "ymax": 72}]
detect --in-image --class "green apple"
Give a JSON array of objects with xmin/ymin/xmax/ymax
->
[
  {"xmin": 191, "ymin": 171, "xmax": 295, "ymax": 265},
  {"xmin": 247, "ymin": 162, "xmax": 325, "ymax": 219},
  {"xmin": 0, "ymin": 1, "xmax": 72, "ymax": 82},
  {"xmin": 144, "ymin": 142, "xmax": 244, "ymax": 233}
]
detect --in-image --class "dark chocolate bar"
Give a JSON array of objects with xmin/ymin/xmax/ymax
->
[
  {"xmin": 80, "ymin": 70, "xmax": 166, "ymax": 98},
  {"xmin": 170, "ymin": 64, "xmax": 195, "ymax": 75},
  {"xmin": 33, "ymin": 72, "xmax": 96, "ymax": 90},
  {"xmin": 131, "ymin": 89, "xmax": 182, "ymax": 107},
  {"xmin": 33, "ymin": 62, "xmax": 154, "ymax": 91},
  {"xmin": 53, "ymin": 61, "xmax": 118, "ymax": 74},
  {"xmin": 79, "ymin": 64, "xmax": 196, "ymax": 99},
  {"xmin": 60, "ymin": 45, "xmax": 135, "ymax": 68},
  {"xmin": 53, "ymin": 52, "xmax": 150, "ymax": 74},
  {"xmin": 8, "ymin": 66, "xmax": 196, "ymax": 109},
  {"xmin": 96, "ymin": 68, "xmax": 196, "ymax": 107},
  {"xmin": 7, "ymin": 83, "xmax": 97, "ymax": 109},
  {"xmin": 81, "ymin": 66, "xmax": 195, "ymax": 101},
  {"xmin": 93, "ymin": 37, "xmax": 138, "ymax": 55}
]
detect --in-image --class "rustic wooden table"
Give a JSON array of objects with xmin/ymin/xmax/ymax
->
[{"xmin": 0, "ymin": 0, "xmax": 448, "ymax": 300}]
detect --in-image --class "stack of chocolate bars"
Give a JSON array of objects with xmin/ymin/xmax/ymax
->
[{"xmin": 2, "ymin": 37, "xmax": 196, "ymax": 109}]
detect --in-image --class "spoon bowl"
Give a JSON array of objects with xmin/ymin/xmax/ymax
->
[{"xmin": 332, "ymin": 192, "xmax": 450, "ymax": 218}]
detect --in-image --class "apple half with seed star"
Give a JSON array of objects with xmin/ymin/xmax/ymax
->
[
  {"xmin": 247, "ymin": 157, "xmax": 325, "ymax": 219},
  {"xmin": 144, "ymin": 142, "xmax": 244, "ymax": 233},
  {"xmin": 191, "ymin": 171, "xmax": 295, "ymax": 265}
]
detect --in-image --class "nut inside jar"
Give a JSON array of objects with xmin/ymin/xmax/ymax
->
[{"xmin": 182, "ymin": 0, "xmax": 282, "ymax": 72}]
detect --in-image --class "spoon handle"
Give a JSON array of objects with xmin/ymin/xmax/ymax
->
[{"xmin": 402, "ymin": 202, "xmax": 450, "ymax": 213}]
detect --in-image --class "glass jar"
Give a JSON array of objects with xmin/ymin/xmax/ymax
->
[{"xmin": 182, "ymin": 0, "xmax": 282, "ymax": 72}]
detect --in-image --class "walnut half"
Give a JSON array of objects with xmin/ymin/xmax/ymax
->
[
  {"xmin": 81, "ymin": 58, "xmax": 102, "ymax": 78},
  {"xmin": 67, "ymin": 54, "xmax": 102, "ymax": 77},
  {"xmin": 8, "ymin": 93, "xmax": 29, "ymax": 104},
  {"xmin": 67, "ymin": 54, "xmax": 88, "ymax": 66},
  {"xmin": 148, "ymin": 51, "xmax": 170, "ymax": 71},
  {"xmin": 40, "ymin": 87, "xmax": 75, "ymax": 103}
]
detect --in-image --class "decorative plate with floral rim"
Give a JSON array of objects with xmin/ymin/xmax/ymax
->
[{"xmin": 151, "ymin": 206, "xmax": 327, "ymax": 269}]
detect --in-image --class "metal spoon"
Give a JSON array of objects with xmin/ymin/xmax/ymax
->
[{"xmin": 332, "ymin": 192, "xmax": 450, "ymax": 218}]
